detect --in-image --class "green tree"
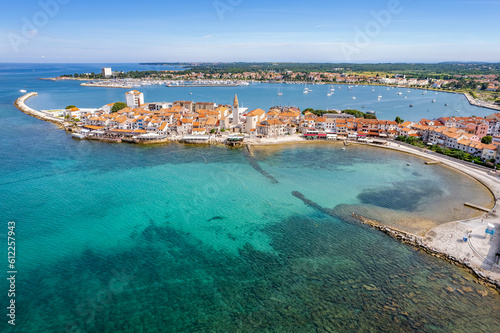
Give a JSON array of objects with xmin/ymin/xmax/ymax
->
[
  {"xmin": 210, "ymin": 129, "xmax": 216, "ymax": 134},
  {"xmin": 111, "ymin": 102, "xmax": 128, "ymax": 113},
  {"xmin": 65, "ymin": 105, "xmax": 76, "ymax": 109},
  {"xmin": 481, "ymin": 135, "xmax": 493, "ymax": 144},
  {"xmin": 481, "ymin": 82, "xmax": 489, "ymax": 91},
  {"xmin": 395, "ymin": 116, "xmax": 404, "ymax": 124}
]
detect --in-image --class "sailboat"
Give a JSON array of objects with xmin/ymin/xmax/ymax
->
[
  {"xmin": 303, "ymin": 83, "xmax": 309, "ymax": 94},
  {"xmin": 277, "ymin": 88, "xmax": 282, "ymax": 96}
]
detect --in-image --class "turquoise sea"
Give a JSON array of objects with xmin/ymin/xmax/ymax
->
[{"xmin": 1, "ymin": 64, "xmax": 500, "ymax": 332}]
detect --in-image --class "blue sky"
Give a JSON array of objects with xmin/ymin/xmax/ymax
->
[{"xmin": 1, "ymin": 0, "xmax": 499, "ymax": 63}]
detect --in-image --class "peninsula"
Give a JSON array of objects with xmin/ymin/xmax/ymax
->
[{"xmin": 14, "ymin": 89, "xmax": 500, "ymax": 290}]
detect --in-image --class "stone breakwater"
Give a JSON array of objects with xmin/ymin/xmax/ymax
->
[
  {"xmin": 292, "ymin": 190, "xmax": 500, "ymax": 292},
  {"xmin": 14, "ymin": 92, "xmax": 66, "ymax": 128},
  {"xmin": 353, "ymin": 214, "xmax": 500, "ymax": 292}
]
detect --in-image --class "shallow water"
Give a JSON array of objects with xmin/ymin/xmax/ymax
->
[{"xmin": 1, "ymin": 64, "xmax": 499, "ymax": 332}]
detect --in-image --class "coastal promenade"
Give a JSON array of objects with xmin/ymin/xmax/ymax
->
[
  {"xmin": 374, "ymin": 140, "xmax": 500, "ymax": 287},
  {"xmin": 14, "ymin": 92, "xmax": 66, "ymax": 127},
  {"xmin": 464, "ymin": 93, "xmax": 500, "ymax": 111}
]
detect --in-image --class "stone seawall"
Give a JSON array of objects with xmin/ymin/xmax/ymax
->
[
  {"xmin": 464, "ymin": 93, "xmax": 500, "ymax": 111},
  {"xmin": 353, "ymin": 214, "xmax": 500, "ymax": 292},
  {"xmin": 14, "ymin": 92, "xmax": 66, "ymax": 128}
]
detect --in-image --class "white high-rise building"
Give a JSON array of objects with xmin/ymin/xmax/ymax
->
[
  {"xmin": 102, "ymin": 67, "xmax": 112, "ymax": 78},
  {"xmin": 125, "ymin": 90, "xmax": 144, "ymax": 108}
]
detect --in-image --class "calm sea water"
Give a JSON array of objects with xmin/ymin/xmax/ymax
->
[
  {"xmin": 0, "ymin": 63, "xmax": 491, "ymax": 121},
  {"xmin": 1, "ymin": 64, "xmax": 499, "ymax": 332}
]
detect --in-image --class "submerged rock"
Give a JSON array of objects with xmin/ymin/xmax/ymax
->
[{"xmin": 477, "ymin": 290, "xmax": 488, "ymax": 297}]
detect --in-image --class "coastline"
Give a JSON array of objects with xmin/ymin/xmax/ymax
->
[
  {"xmin": 14, "ymin": 92, "xmax": 67, "ymax": 129},
  {"xmin": 14, "ymin": 93, "xmax": 500, "ymax": 289},
  {"xmin": 41, "ymin": 76, "xmax": 499, "ymax": 109},
  {"xmin": 464, "ymin": 92, "xmax": 500, "ymax": 111},
  {"xmin": 80, "ymin": 82, "xmax": 134, "ymax": 89},
  {"xmin": 362, "ymin": 140, "xmax": 500, "ymax": 290}
]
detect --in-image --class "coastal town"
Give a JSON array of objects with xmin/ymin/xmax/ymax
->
[
  {"xmin": 17, "ymin": 87, "xmax": 500, "ymax": 167},
  {"xmin": 57, "ymin": 67, "xmax": 500, "ymax": 93},
  {"xmin": 15, "ymin": 87, "xmax": 500, "ymax": 288},
  {"xmin": 6, "ymin": 0, "xmax": 500, "ymax": 330}
]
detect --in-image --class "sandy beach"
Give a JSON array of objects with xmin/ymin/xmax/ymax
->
[{"xmin": 364, "ymin": 140, "xmax": 500, "ymax": 287}]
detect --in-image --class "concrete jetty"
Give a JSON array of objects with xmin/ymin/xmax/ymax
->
[
  {"xmin": 14, "ymin": 92, "xmax": 66, "ymax": 127},
  {"xmin": 464, "ymin": 93, "xmax": 500, "ymax": 111},
  {"xmin": 464, "ymin": 202, "xmax": 492, "ymax": 213},
  {"xmin": 246, "ymin": 144, "xmax": 255, "ymax": 156}
]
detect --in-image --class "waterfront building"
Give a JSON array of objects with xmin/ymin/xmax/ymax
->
[
  {"xmin": 125, "ymin": 90, "xmax": 145, "ymax": 108},
  {"xmin": 101, "ymin": 67, "xmax": 112, "ymax": 78},
  {"xmin": 257, "ymin": 119, "xmax": 286, "ymax": 137}
]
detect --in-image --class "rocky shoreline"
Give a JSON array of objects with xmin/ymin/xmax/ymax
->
[
  {"xmin": 352, "ymin": 214, "xmax": 500, "ymax": 292},
  {"xmin": 464, "ymin": 92, "xmax": 500, "ymax": 111}
]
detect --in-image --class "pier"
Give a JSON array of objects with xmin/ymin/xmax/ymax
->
[
  {"xmin": 425, "ymin": 161, "xmax": 441, "ymax": 165},
  {"xmin": 246, "ymin": 144, "xmax": 255, "ymax": 156},
  {"xmin": 167, "ymin": 84, "xmax": 240, "ymax": 87},
  {"xmin": 464, "ymin": 202, "xmax": 492, "ymax": 213}
]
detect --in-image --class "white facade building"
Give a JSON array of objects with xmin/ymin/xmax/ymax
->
[
  {"xmin": 102, "ymin": 67, "xmax": 112, "ymax": 78},
  {"xmin": 125, "ymin": 90, "xmax": 145, "ymax": 108}
]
